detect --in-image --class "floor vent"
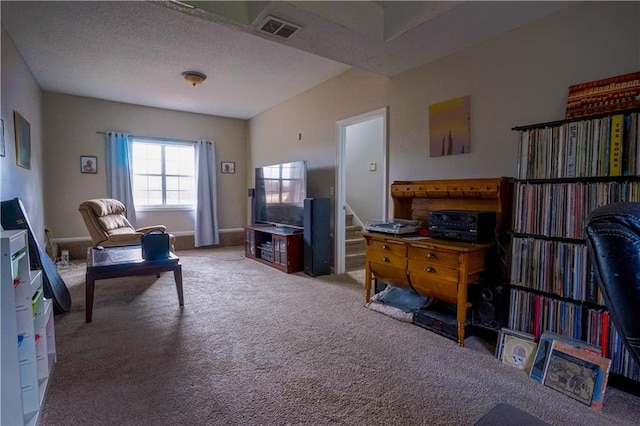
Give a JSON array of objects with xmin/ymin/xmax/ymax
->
[{"xmin": 257, "ymin": 15, "xmax": 301, "ymax": 39}]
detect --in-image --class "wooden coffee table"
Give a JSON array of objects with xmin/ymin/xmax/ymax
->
[{"xmin": 85, "ymin": 245, "xmax": 183, "ymax": 322}]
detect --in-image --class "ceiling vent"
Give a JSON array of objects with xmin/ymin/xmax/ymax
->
[{"xmin": 257, "ymin": 15, "xmax": 301, "ymax": 39}]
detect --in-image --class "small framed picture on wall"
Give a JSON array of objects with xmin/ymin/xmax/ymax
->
[
  {"xmin": 0, "ymin": 118, "xmax": 5, "ymax": 157},
  {"xmin": 221, "ymin": 161, "xmax": 235, "ymax": 174},
  {"xmin": 81, "ymin": 155, "xmax": 98, "ymax": 174},
  {"xmin": 14, "ymin": 111, "xmax": 31, "ymax": 169}
]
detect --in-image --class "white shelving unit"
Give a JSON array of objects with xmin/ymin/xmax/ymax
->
[{"xmin": 1, "ymin": 230, "xmax": 56, "ymax": 425}]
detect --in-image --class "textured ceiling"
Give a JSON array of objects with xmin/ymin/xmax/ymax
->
[{"xmin": 1, "ymin": 1, "xmax": 576, "ymax": 119}]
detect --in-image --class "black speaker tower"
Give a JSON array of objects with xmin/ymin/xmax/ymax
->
[
  {"xmin": 247, "ymin": 188, "xmax": 255, "ymax": 225},
  {"xmin": 303, "ymin": 198, "xmax": 331, "ymax": 277},
  {"xmin": 469, "ymin": 280, "xmax": 508, "ymax": 331}
]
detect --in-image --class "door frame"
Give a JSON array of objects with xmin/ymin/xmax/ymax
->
[{"xmin": 334, "ymin": 107, "xmax": 389, "ymax": 274}]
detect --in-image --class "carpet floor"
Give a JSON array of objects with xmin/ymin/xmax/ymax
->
[{"xmin": 40, "ymin": 246, "xmax": 640, "ymax": 425}]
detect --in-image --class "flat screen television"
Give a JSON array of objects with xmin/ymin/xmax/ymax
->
[{"xmin": 254, "ymin": 160, "xmax": 307, "ymax": 230}]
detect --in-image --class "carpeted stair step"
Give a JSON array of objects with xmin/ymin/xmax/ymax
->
[
  {"xmin": 345, "ymin": 225, "xmax": 363, "ymax": 240},
  {"xmin": 346, "ymin": 213, "xmax": 354, "ymax": 227},
  {"xmin": 345, "ymin": 253, "xmax": 365, "ymax": 271},
  {"xmin": 345, "ymin": 237, "xmax": 365, "ymax": 255}
]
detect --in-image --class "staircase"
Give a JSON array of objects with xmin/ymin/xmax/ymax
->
[{"xmin": 345, "ymin": 213, "xmax": 366, "ymax": 271}]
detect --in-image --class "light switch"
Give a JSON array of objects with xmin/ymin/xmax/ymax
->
[{"xmin": 368, "ymin": 162, "xmax": 377, "ymax": 171}]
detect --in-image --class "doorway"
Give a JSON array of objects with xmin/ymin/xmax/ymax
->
[{"xmin": 335, "ymin": 107, "xmax": 388, "ymax": 274}]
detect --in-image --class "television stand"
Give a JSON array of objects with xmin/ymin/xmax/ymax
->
[
  {"xmin": 244, "ymin": 225, "xmax": 303, "ymax": 273},
  {"xmin": 274, "ymin": 226, "xmax": 302, "ymax": 235}
]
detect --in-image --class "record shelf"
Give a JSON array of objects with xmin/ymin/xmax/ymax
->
[{"xmin": 508, "ymin": 109, "xmax": 640, "ymax": 392}]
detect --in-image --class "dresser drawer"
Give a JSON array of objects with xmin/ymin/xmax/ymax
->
[
  {"xmin": 367, "ymin": 239, "xmax": 407, "ymax": 257},
  {"xmin": 367, "ymin": 251, "xmax": 409, "ymax": 288},
  {"xmin": 409, "ymin": 258, "xmax": 458, "ymax": 282},
  {"xmin": 447, "ymin": 183, "xmax": 465, "ymax": 198},
  {"xmin": 425, "ymin": 183, "xmax": 448, "ymax": 198},
  {"xmin": 409, "ymin": 273, "xmax": 458, "ymax": 304},
  {"xmin": 408, "ymin": 246, "xmax": 459, "ymax": 268},
  {"xmin": 367, "ymin": 250, "xmax": 407, "ymax": 270},
  {"xmin": 370, "ymin": 264, "xmax": 410, "ymax": 289},
  {"xmin": 479, "ymin": 182, "xmax": 499, "ymax": 199}
]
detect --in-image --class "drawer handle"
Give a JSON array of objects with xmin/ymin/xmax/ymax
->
[
  {"xmin": 382, "ymin": 245, "xmax": 390, "ymax": 250},
  {"xmin": 426, "ymin": 266, "xmax": 436, "ymax": 273},
  {"xmin": 426, "ymin": 253, "xmax": 437, "ymax": 259},
  {"xmin": 382, "ymin": 257, "xmax": 390, "ymax": 262}
]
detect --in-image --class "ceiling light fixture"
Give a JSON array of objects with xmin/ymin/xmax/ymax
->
[{"xmin": 182, "ymin": 71, "xmax": 207, "ymax": 86}]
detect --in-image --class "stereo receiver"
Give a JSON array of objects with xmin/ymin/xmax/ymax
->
[{"xmin": 428, "ymin": 210, "xmax": 496, "ymax": 243}]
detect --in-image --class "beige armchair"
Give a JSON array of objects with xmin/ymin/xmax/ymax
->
[{"xmin": 79, "ymin": 198, "xmax": 175, "ymax": 250}]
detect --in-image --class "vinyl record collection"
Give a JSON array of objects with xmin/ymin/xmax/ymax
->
[
  {"xmin": 509, "ymin": 109, "xmax": 640, "ymax": 388},
  {"xmin": 516, "ymin": 111, "xmax": 639, "ymax": 180},
  {"xmin": 508, "ymin": 290, "xmax": 640, "ymax": 382},
  {"xmin": 510, "ymin": 237, "xmax": 595, "ymax": 303},
  {"xmin": 512, "ymin": 181, "xmax": 640, "ymax": 239}
]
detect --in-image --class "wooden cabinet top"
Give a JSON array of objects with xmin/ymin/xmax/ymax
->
[
  {"xmin": 363, "ymin": 232, "xmax": 491, "ymax": 253},
  {"xmin": 390, "ymin": 177, "xmax": 513, "ymax": 237},
  {"xmin": 391, "ymin": 177, "xmax": 510, "ymax": 199},
  {"xmin": 244, "ymin": 225, "xmax": 303, "ymax": 236}
]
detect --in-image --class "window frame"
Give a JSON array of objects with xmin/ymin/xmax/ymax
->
[{"xmin": 131, "ymin": 138, "xmax": 196, "ymax": 211}]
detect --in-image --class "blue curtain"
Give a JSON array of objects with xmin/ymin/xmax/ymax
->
[
  {"xmin": 105, "ymin": 132, "xmax": 137, "ymax": 228},
  {"xmin": 194, "ymin": 140, "xmax": 219, "ymax": 247}
]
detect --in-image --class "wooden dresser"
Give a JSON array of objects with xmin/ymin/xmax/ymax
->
[{"xmin": 364, "ymin": 177, "xmax": 512, "ymax": 346}]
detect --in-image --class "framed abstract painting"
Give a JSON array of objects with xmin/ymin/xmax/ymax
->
[{"xmin": 428, "ymin": 96, "xmax": 470, "ymax": 157}]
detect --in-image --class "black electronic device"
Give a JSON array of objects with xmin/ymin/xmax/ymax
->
[
  {"xmin": 365, "ymin": 219, "xmax": 420, "ymax": 235},
  {"xmin": 248, "ymin": 188, "xmax": 256, "ymax": 225},
  {"xmin": 413, "ymin": 303, "xmax": 472, "ymax": 342},
  {"xmin": 260, "ymin": 246, "xmax": 273, "ymax": 262},
  {"xmin": 254, "ymin": 161, "xmax": 307, "ymax": 229},
  {"xmin": 469, "ymin": 281, "xmax": 508, "ymax": 331},
  {"xmin": 303, "ymin": 197, "xmax": 331, "ymax": 277},
  {"xmin": 428, "ymin": 210, "xmax": 496, "ymax": 243}
]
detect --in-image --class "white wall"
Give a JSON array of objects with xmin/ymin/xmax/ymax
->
[
  {"xmin": 387, "ymin": 1, "xmax": 640, "ymax": 184},
  {"xmin": 345, "ymin": 116, "xmax": 384, "ymax": 223},
  {"xmin": 250, "ymin": 2, "xmax": 640, "ymax": 222},
  {"xmin": 248, "ymin": 68, "xmax": 389, "ymax": 201},
  {"xmin": 42, "ymin": 92, "xmax": 248, "ymax": 240},
  {"xmin": 1, "ymin": 26, "xmax": 45, "ymax": 243}
]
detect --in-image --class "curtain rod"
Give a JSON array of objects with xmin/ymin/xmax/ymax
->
[{"xmin": 96, "ymin": 131, "xmax": 198, "ymax": 144}]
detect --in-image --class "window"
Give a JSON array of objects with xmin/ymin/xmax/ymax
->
[{"xmin": 132, "ymin": 139, "xmax": 195, "ymax": 208}]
